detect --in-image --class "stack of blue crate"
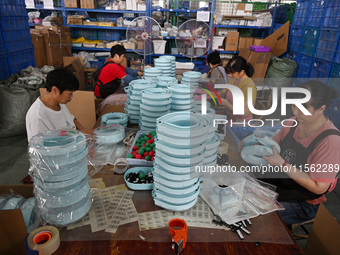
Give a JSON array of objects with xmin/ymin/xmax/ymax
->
[
  {"xmin": 283, "ymin": 0, "xmax": 340, "ymax": 128},
  {"xmin": 0, "ymin": 0, "xmax": 35, "ymax": 80}
]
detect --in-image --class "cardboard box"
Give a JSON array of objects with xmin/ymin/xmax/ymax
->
[
  {"xmin": 305, "ymin": 204, "xmax": 340, "ymax": 255},
  {"xmin": 238, "ymin": 37, "xmax": 254, "ymax": 50},
  {"xmin": 63, "ymin": 57, "xmax": 86, "ymax": 91},
  {"xmin": 236, "ymin": 3, "xmax": 253, "ymax": 16},
  {"xmin": 40, "ymin": 30, "xmax": 63, "ymax": 67},
  {"xmin": 40, "ymin": 88, "xmax": 96, "ymax": 131},
  {"xmin": 80, "ymin": 0, "xmax": 97, "ymax": 9},
  {"xmin": 67, "ymin": 16, "xmax": 83, "ymax": 25},
  {"xmin": 0, "ymin": 185, "xmax": 34, "ymax": 255},
  {"xmin": 64, "ymin": 0, "xmax": 80, "ymax": 8},
  {"xmin": 259, "ymin": 21, "xmax": 289, "ymax": 57},
  {"xmin": 238, "ymin": 48, "xmax": 271, "ymax": 80},
  {"xmin": 253, "ymin": 38, "xmax": 263, "ymax": 46},
  {"xmin": 225, "ymin": 32, "xmax": 239, "ymax": 51},
  {"xmin": 30, "ymin": 31, "xmax": 47, "ymax": 67}
]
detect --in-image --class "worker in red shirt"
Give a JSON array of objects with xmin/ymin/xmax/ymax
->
[{"xmin": 94, "ymin": 45, "xmax": 143, "ymax": 99}]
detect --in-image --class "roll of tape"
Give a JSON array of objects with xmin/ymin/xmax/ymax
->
[
  {"xmin": 27, "ymin": 226, "xmax": 60, "ymax": 255},
  {"xmin": 114, "ymin": 158, "xmax": 129, "ymax": 174}
]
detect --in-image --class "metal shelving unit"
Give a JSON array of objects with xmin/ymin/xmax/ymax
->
[{"xmin": 26, "ymin": 0, "xmax": 279, "ymax": 68}]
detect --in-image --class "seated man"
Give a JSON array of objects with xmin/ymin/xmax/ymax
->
[
  {"xmin": 94, "ymin": 44, "xmax": 143, "ymax": 99},
  {"xmin": 26, "ymin": 68, "xmax": 92, "ymax": 141}
]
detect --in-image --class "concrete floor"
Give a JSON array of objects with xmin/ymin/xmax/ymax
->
[{"xmin": 0, "ymin": 133, "xmax": 339, "ymax": 251}]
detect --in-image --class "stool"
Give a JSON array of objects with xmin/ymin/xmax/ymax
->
[{"xmin": 291, "ymin": 218, "xmax": 315, "ymax": 240}]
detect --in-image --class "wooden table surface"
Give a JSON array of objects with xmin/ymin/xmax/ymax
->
[{"xmin": 53, "ymin": 111, "xmax": 304, "ymax": 255}]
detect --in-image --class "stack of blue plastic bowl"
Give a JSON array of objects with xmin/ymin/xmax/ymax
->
[
  {"xmin": 152, "ymin": 112, "xmax": 208, "ymax": 211},
  {"xmin": 201, "ymin": 115, "xmax": 220, "ymax": 167},
  {"xmin": 144, "ymin": 67, "xmax": 162, "ymax": 80},
  {"xmin": 156, "ymin": 76, "xmax": 178, "ymax": 88},
  {"xmin": 158, "ymin": 55, "xmax": 176, "ymax": 77},
  {"xmin": 154, "ymin": 58, "xmax": 172, "ymax": 77},
  {"xmin": 139, "ymin": 88, "xmax": 172, "ymax": 130},
  {"xmin": 181, "ymin": 71, "xmax": 202, "ymax": 88},
  {"xmin": 28, "ymin": 130, "xmax": 91, "ymax": 226},
  {"xmin": 125, "ymin": 79, "xmax": 156, "ymax": 124},
  {"xmin": 101, "ymin": 112, "xmax": 128, "ymax": 127},
  {"xmin": 168, "ymin": 84, "xmax": 194, "ymax": 112}
]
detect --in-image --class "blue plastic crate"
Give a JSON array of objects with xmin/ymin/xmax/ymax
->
[
  {"xmin": 98, "ymin": 30, "xmax": 121, "ymax": 41},
  {"xmin": 325, "ymin": 99, "xmax": 340, "ymax": 129},
  {"xmin": 0, "ymin": 53, "xmax": 11, "ymax": 81},
  {"xmin": 315, "ymin": 30, "xmax": 340, "ymax": 62},
  {"xmin": 0, "ymin": 0, "xmax": 27, "ymax": 17},
  {"xmin": 328, "ymin": 63, "xmax": 340, "ymax": 99},
  {"xmin": 271, "ymin": 5, "xmax": 287, "ymax": 24},
  {"xmin": 288, "ymin": 26, "xmax": 304, "ymax": 53},
  {"xmin": 309, "ymin": 59, "xmax": 332, "ymax": 78},
  {"xmin": 306, "ymin": 0, "xmax": 326, "ymax": 27},
  {"xmin": 7, "ymin": 48, "xmax": 35, "ymax": 75},
  {"xmin": 292, "ymin": 0, "xmax": 310, "ymax": 26},
  {"xmin": 295, "ymin": 54, "xmax": 312, "ymax": 78},
  {"xmin": 322, "ymin": 0, "xmax": 340, "ymax": 28},
  {"xmin": 72, "ymin": 28, "xmax": 98, "ymax": 40},
  {"xmin": 334, "ymin": 43, "xmax": 340, "ymax": 64},
  {"xmin": 300, "ymin": 27, "xmax": 320, "ymax": 57}
]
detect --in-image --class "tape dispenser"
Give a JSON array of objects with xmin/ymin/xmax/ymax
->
[{"xmin": 169, "ymin": 218, "xmax": 188, "ymax": 254}]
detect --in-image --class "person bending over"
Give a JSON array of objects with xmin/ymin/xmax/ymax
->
[
  {"xmin": 26, "ymin": 68, "xmax": 92, "ymax": 141},
  {"xmin": 218, "ymin": 56, "xmax": 257, "ymax": 121},
  {"xmin": 94, "ymin": 44, "xmax": 143, "ymax": 99},
  {"xmin": 206, "ymin": 51, "xmax": 229, "ymax": 84}
]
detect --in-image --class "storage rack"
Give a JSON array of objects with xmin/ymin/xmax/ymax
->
[{"xmin": 25, "ymin": 0, "xmax": 279, "ymax": 69}]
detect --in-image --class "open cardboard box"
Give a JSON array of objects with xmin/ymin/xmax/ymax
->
[
  {"xmin": 238, "ymin": 21, "xmax": 290, "ymax": 81},
  {"xmin": 305, "ymin": 203, "xmax": 340, "ymax": 255},
  {"xmin": 0, "ymin": 185, "xmax": 34, "ymax": 255},
  {"xmin": 63, "ymin": 56, "xmax": 86, "ymax": 90}
]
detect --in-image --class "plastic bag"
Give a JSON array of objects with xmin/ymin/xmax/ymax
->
[
  {"xmin": 265, "ymin": 57, "xmax": 298, "ymax": 89},
  {"xmin": 28, "ymin": 129, "xmax": 98, "ymax": 226}
]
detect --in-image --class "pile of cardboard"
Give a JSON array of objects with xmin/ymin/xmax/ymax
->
[
  {"xmin": 222, "ymin": 22, "xmax": 289, "ymax": 81},
  {"xmin": 30, "ymin": 26, "xmax": 72, "ymax": 67}
]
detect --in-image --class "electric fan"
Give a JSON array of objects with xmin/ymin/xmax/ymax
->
[
  {"xmin": 176, "ymin": 20, "xmax": 211, "ymax": 61},
  {"xmin": 126, "ymin": 16, "xmax": 163, "ymax": 69}
]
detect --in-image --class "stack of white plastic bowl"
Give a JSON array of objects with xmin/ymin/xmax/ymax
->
[
  {"xmin": 139, "ymin": 88, "xmax": 172, "ymax": 130},
  {"xmin": 28, "ymin": 130, "xmax": 91, "ymax": 226},
  {"xmin": 168, "ymin": 84, "xmax": 194, "ymax": 112},
  {"xmin": 125, "ymin": 79, "xmax": 156, "ymax": 124},
  {"xmin": 181, "ymin": 71, "xmax": 202, "ymax": 88},
  {"xmin": 152, "ymin": 112, "xmax": 209, "ymax": 211},
  {"xmin": 156, "ymin": 76, "xmax": 178, "ymax": 88},
  {"xmin": 101, "ymin": 112, "xmax": 128, "ymax": 127},
  {"xmin": 158, "ymin": 55, "xmax": 176, "ymax": 77},
  {"xmin": 144, "ymin": 67, "xmax": 162, "ymax": 80},
  {"xmin": 154, "ymin": 58, "xmax": 172, "ymax": 77}
]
